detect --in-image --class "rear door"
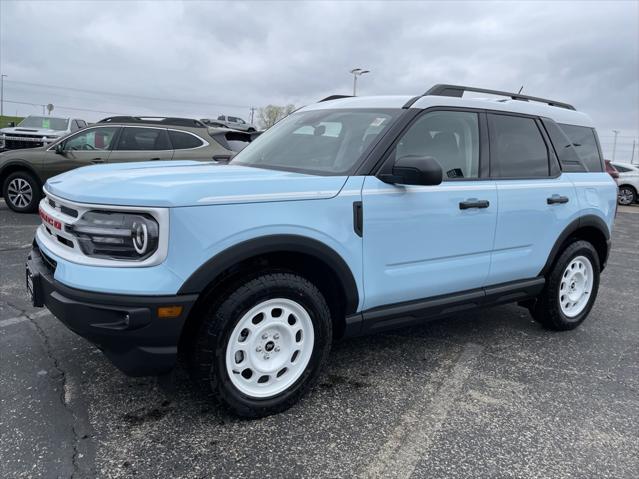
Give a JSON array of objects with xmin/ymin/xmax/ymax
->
[
  {"xmin": 486, "ymin": 113, "xmax": 579, "ymax": 285},
  {"xmin": 107, "ymin": 127, "xmax": 173, "ymax": 163},
  {"xmin": 362, "ymin": 109, "xmax": 498, "ymax": 310}
]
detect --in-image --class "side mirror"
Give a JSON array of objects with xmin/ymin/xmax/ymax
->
[
  {"xmin": 54, "ymin": 142, "xmax": 65, "ymax": 155},
  {"xmin": 212, "ymin": 154, "xmax": 232, "ymax": 163},
  {"xmin": 8, "ymin": 121, "xmax": 15, "ymax": 127},
  {"xmin": 381, "ymin": 156, "xmax": 443, "ymax": 186}
]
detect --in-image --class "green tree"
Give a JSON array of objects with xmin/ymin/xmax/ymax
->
[{"xmin": 257, "ymin": 104, "xmax": 296, "ymax": 130}]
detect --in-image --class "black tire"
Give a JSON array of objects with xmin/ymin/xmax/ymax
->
[
  {"xmin": 2, "ymin": 171, "xmax": 41, "ymax": 213},
  {"xmin": 531, "ymin": 240, "xmax": 600, "ymax": 331},
  {"xmin": 190, "ymin": 272, "xmax": 332, "ymax": 418},
  {"xmin": 617, "ymin": 185, "xmax": 637, "ymax": 205}
]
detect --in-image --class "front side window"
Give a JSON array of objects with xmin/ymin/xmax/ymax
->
[
  {"xmin": 169, "ymin": 130, "xmax": 205, "ymax": 149},
  {"xmin": 63, "ymin": 127, "xmax": 118, "ymax": 151},
  {"xmin": 489, "ymin": 114, "xmax": 549, "ymax": 178},
  {"xmin": 392, "ymin": 110, "xmax": 480, "ymax": 180},
  {"xmin": 19, "ymin": 116, "xmax": 69, "ymax": 131},
  {"xmin": 116, "ymin": 127, "xmax": 170, "ymax": 151},
  {"xmin": 232, "ymin": 108, "xmax": 402, "ymax": 175},
  {"xmin": 558, "ymin": 124, "xmax": 603, "ymax": 172}
]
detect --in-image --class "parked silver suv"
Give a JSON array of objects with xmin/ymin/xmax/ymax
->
[
  {"xmin": 0, "ymin": 116, "xmax": 87, "ymax": 151},
  {"xmin": 201, "ymin": 115, "xmax": 257, "ymax": 132}
]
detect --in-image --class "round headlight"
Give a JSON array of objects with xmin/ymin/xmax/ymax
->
[{"xmin": 132, "ymin": 221, "xmax": 148, "ymax": 254}]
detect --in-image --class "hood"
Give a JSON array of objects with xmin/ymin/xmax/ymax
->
[
  {"xmin": 1, "ymin": 126, "xmax": 67, "ymax": 136},
  {"xmin": 45, "ymin": 160, "xmax": 348, "ymax": 207}
]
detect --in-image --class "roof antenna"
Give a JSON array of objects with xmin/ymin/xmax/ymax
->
[{"xmin": 517, "ymin": 85, "xmax": 524, "ymax": 94}]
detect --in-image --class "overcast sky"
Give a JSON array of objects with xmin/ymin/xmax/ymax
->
[{"xmin": 1, "ymin": 0, "xmax": 638, "ymax": 160}]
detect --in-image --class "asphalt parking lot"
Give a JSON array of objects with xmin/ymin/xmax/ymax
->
[{"xmin": 1, "ymin": 200, "xmax": 638, "ymax": 479}]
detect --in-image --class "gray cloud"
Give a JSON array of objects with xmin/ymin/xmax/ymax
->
[{"xmin": 1, "ymin": 0, "xmax": 637, "ymax": 160}]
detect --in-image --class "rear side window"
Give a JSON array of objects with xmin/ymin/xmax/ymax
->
[
  {"xmin": 489, "ymin": 114, "xmax": 549, "ymax": 178},
  {"xmin": 558, "ymin": 124, "xmax": 603, "ymax": 172},
  {"xmin": 117, "ymin": 127, "xmax": 171, "ymax": 151},
  {"xmin": 169, "ymin": 130, "xmax": 205, "ymax": 149},
  {"xmin": 613, "ymin": 164, "xmax": 633, "ymax": 173}
]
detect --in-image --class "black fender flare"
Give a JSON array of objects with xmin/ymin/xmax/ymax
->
[
  {"xmin": 540, "ymin": 214, "xmax": 611, "ymax": 276},
  {"xmin": 177, "ymin": 234, "xmax": 360, "ymax": 314}
]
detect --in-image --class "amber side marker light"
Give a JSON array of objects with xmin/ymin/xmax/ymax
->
[{"xmin": 157, "ymin": 306, "xmax": 183, "ymax": 318}]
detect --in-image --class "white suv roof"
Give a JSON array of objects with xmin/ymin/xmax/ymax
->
[{"xmin": 303, "ymin": 84, "xmax": 594, "ymax": 128}]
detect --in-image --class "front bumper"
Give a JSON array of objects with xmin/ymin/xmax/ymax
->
[{"xmin": 26, "ymin": 245, "xmax": 197, "ymax": 376}]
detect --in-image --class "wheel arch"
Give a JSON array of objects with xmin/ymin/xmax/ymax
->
[
  {"xmin": 177, "ymin": 235, "xmax": 360, "ymax": 348},
  {"xmin": 618, "ymin": 183, "xmax": 637, "ymax": 193},
  {"xmin": 0, "ymin": 161, "xmax": 44, "ymax": 197},
  {"xmin": 541, "ymin": 215, "xmax": 611, "ymax": 275}
]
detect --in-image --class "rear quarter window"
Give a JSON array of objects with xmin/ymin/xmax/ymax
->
[
  {"xmin": 558, "ymin": 124, "xmax": 603, "ymax": 172},
  {"xmin": 169, "ymin": 130, "xmax": 205, "ymax": 149}
]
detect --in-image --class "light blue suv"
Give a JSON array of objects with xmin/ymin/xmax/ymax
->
[{"xmin": 26, "ymin": 85, "xmax": 617, "ymax": 417}]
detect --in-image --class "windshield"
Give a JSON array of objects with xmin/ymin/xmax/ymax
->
[
  {"xmin": 18, "ymin": 116, "xmax": 69, "ymax": 131},
  {"xmin": 232, "ymin": 109, "xmax": 402, "ymax": 175}
]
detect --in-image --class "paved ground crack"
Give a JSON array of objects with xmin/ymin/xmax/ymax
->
[{"xmin": 27, "ymin": 315, "xmax": 83, "ymax": 479}]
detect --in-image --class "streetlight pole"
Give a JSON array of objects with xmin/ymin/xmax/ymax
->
[
  {"xmin": 0, "ymin": 74, "xmax": 7, "ymax": 118},
  {"xmin": 350, "ymin": 68, "xmax": 370, "ymax": 96},
  {"xmin": 612, "ymin": 129, "xmax": 620, "ymax": 161}
]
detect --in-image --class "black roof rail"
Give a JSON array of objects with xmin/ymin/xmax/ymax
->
[
  {"xmin": 98, "ymin": 116, "xmax": 207, "ymax": 127},
  {"xmin": 318, "ymin": 95, "xmax": 353, "ymax": 102},
  {"xmin": 424, "ymin": 84, "xmax": 576, "ymax": 111}
]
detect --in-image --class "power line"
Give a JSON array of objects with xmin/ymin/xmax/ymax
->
[
  {"xmin": 5, "ymin": 79, "xmax": 252, "ymax": 110},
  {"xmin": 4, "ymin": 99, "xmax": 124, "ymax": 116}
]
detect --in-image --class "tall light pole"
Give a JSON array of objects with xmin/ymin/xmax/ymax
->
[
  {"xmin": 0, "ymin": 74, "xmax": 7, "ymax": 118},
  {"xmin": 611, "ymin": 130, "xmax": 620, "ymax": 161},
  {"xmin": 350, "ymin": 68, "xmax": 370, "ymax": 96}
]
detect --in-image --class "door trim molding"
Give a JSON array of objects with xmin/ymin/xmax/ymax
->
[{"xmin": 343, "ymin": 277, "xmax": 544, "ymax": 337}]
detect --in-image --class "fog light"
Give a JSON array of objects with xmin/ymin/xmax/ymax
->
[{"xmin": 157, "ymin": 306, "xmax": 183, "ymax": 318}]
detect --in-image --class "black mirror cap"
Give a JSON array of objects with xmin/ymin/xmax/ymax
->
[
  {"xmin": 54, "ymin": 142, "xmax": 65, "ymax": 154},
  {"xmin": 383, "ymin": 156, "xmax": 443, "ymax": 186}
]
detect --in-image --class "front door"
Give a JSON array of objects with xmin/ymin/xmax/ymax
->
[
  {"xmin": 362, "ymin": 110, "xmax": 497, "ymax": 310},
  {"xmin": 41, "ymin": 126, "xmax": 119, "ymax": 182}
]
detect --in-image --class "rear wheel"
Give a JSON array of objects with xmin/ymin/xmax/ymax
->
[
  {"xmin": 618, "ymin": 185, "xmax": 637, "ymax": 205},
  {"xmin": 532, "ymin": 240, "xmax": 600, "ymax": 330},
  {"xmin": 190, "ymin": 272, "xmax": 332, "ymax": 418},
  {"xmin": 3, "ymin": 171, "xmax": 41, "ymax": 213}
]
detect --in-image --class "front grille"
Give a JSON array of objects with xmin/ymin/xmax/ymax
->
[
  {"xmin": 47, "ymin": 196, "xmax": 78, "ymax": 218},
  {"xmin": 60, "ymin": 205, "xmax": 78, "ymax": 218},
  {"xmin": 4, "ymin": 134, "xmax": 47, "ymax": 150}
]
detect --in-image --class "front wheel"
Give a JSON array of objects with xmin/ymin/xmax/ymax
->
[
  {"xmin": 532, "ymin": 240, "xmax": 600, "ymax": 331},
  {"xmin": 191, "ymin": 273, "xmax": 332, "ymax": 418},
  {"xmin": 3, "ymin": 171, "xmax": 41, "ymax": 213},
  {"xmin": 618, "ymin": 185, "xmax": 637, "ymax": 205}
]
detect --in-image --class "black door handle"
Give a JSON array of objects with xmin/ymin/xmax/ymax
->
[
  {"xmin": 547, "ymin": 195, "xmax": 569, "ymax": 205},
  {"xmin": 91, "ymin": 158, "xmax": 104, "ymax": 163},
  {"xmin": 459, "ymin": 199, "xmax": 490, "ymax": 210},
  {"xmin": 149, "ymin": 157, "xmax": 160, "ymax": 161}
]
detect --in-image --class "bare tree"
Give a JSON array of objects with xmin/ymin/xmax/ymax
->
[{"xmin": 257, "ymin": 104, "xmax": 296, "ymax": 130}]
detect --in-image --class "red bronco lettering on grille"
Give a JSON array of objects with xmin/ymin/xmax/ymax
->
[{"xmin": 39, "ymin": 208, "xmax": 62, "ymax": 230}]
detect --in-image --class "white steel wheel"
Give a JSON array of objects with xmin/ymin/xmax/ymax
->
[
  {"xmin": 559, "ymin": 255, "xmax": 594, "ymax": 318},
  {"xmin": 7, "ymin": 178, "xmax": 33, "ymax": 209},
  {"xmin": 225, "ymin": 298, "xmax": 315, "ymax": 399}
]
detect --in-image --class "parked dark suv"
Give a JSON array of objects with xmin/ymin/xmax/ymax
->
[{"xmin": 0, "ymin": 116, "xmax": 255, "ymax": 213}]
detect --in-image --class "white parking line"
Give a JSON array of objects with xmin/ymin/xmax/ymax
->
[
  {"xmin": 0, "ymin": 309, "xmax": 50, "ymax": 328},
  {"xmin": 364, "ymin": 342, "xmax": 483, "ymax": 479}
]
